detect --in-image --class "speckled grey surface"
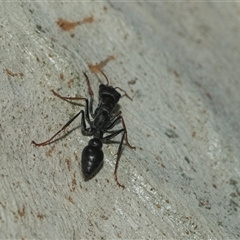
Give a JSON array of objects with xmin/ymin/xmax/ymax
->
[{"xmin": 1, "ymin": 2, "xmax": 240, "ymax": 239}]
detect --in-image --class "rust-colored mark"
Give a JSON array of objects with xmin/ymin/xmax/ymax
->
[
  {"xmin": 68, "ymin": 196, "xmax": 74, "ymax": 204},
  {"xmin": 173, "ymin": 70, "xmax": 180, "ymax": 78},
  {"xmin": 18, "ymin": 206, "xmax": 26, "ymax": 217},
  {"xmin": 4, "ymin": 68, "xmax": 24, "ymax": 78},
  {"xmin": 46, "ymin": 145, "xmax": 56, "ymax": 157},
  {"xmin": 67, "ymin": 78, "xmax": 74, "ymax": 88},
  {"xmin": 195, "ymin": 82, "xmax": 212, "ymax": 100},
  {"xmin": 101, "ymin": 214, "xmax": 109, "ymax": 220},
  {"xmin": 155, "ymin": 203, "xmax": 161, "ymax": 209},
  {"xmin": 73, "ymin": 152, "xmax": 78, "ymax": 161},
  {"xmin": 5, "ymin": 68, "xmax": 16, "ymax": 76},
  {"xmin": 88, "ymin": 55, "xmax": 116, "ymax": 74},
  {"xmin": 206, "ymin": 92, "xmax": 212, "ymax": 100},
  {"xmin": 81, "ymin": 16, "xmax": 94, "ymax": 24},
  {"xmin": 65, "ymin": 158, "xmax": 71, "ymax": 171},
  {"xmin": 57, "ymin": 16, "xmax": 94, "ymax": 31},
  {"xmin": 70, "ymin": 172, "xmax": 77, "ymax": 192},
  {"xmin": 59, "ymin": 73, "xmax": 64, "ymax": 80},
  {"xmin": 128, "ymin": 79, "xmax": 136, "ymax": 85},
  {"xmin": 37, "ymin": 214, "xmax": 46, "ymax": 220},
  {"xmin": 212, "ymin": 184, "xmax": 217, "ymax": 189},
  {"xmin": 197, "ymin": 197, "xmax": 212, "ymax": 210},
  {"xmin": 57, "ymin": 19, "xmax": 78, "ymax": 31},
  {"xmin": 117, "ymin": 233, "xmax": 121, "ymax": 238}
]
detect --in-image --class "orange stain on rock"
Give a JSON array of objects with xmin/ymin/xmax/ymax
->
[
  {"xmin": 88, "ymin": 55, "xmax": 116, "ymax": 74},
  {"xmin": 57, "ymin": 16, "xmax": 94, "ymax": 31}
]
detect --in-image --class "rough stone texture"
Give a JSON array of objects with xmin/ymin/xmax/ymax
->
[{"xmin": 1, "ymin": 2, "xmax": 240, "ymax": 239}]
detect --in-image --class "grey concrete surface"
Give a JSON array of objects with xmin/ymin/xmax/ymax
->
[{"xmin": 1, "ymin": 1, "xmax": 240, "ymax": 239}]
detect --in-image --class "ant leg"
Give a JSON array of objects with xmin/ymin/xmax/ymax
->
[
  {"xmin": 105, "ymin": 116, "xmax": 135, "ymax": 150},
  {"xmin": 119, "ymin": 117, "xmax": 135, "ymax": 149},
  {"xmin": 102, "ymin": 129, "xmax": 124, "ymax": 143},
  {"xmin": 51, "ymin": 90, "xmax": 92, "ymax": 124},
  {"xmin": 83, "ymin": 72, "xmax": 95, "ymax": 117},
  {"xmin": 111, "ymin": 110, "xmax": 122, "ymax": 119},
  {"xmin": 114, "ymin": 130, "xmax": 127, "ymax": 189},
  {"xmin": 32, "ymin": 109, "xmax": 88, "ymax": 146},
  {"xmin": 83, "ymin": 72, "xmax": 94, "ymax": 97},
  {"xmin": 51, "ymin": 89, "xmax": 87, "ymax": 102},
  {"xmin": 102, "ymin": 129, "xmax": 126, "ymax": 188}
]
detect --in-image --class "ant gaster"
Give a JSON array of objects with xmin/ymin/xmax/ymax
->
[{"xmin": 32, "ymin": 70, "xmax": 135, "ymax": 188}]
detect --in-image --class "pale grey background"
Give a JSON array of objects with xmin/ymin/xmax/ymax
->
[{"xmin": 0, "ymin": 1, "xmax": 240, "ymax": 239}]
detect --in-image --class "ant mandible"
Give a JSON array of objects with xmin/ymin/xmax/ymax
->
[{"xmin": 32, "ymin": 70, "xmax": 135, "ymax": 188}]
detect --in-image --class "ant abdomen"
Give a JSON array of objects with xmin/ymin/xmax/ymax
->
[{"xmin": 81, "ymin": 138, "xmax": 104, "ymax": 181}]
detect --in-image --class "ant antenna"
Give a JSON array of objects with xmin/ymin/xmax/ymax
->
[
  {"xmin": 98, "ymin": 68, "xmax": 110, "ymax": 86},
  {"xmin": 115, "ymin": 87, "xmax": 133, "ymax": 101},
  {"xmin": 98, "ymin": 69, "xmax": 132, "ymax": 100}
]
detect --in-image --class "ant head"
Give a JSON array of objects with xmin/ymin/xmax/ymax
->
[{"xmin": 99, "ymin": 84, "xmax": 121, "ymax": 104}]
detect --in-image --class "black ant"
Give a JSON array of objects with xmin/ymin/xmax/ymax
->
[{"xmin": 32, "ymin": 70, "xmax": 135, "ymax": 188}]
